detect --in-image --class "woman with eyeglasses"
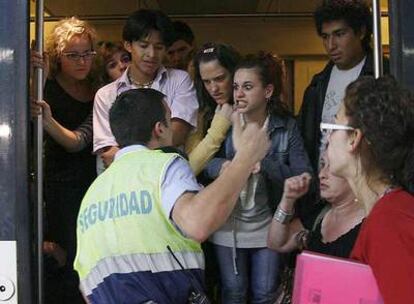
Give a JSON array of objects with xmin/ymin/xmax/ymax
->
[
  {"xmin": 30, "ymin": 17, "xmax": 98, "ymax": 304},
  {"xmin": 324, "ymin": 76, "xmax": 414, "ymax": 304}
]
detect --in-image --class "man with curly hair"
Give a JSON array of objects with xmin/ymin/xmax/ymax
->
[{"xmin": 298, "ymin": 0, "xmax": 382, "ymax": 173}]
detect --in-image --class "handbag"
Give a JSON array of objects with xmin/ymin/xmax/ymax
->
[
  {"xmin": 274, "ymin": 264, "xmax": 295, "ymax": 304},
  {"xmin": 273, "ymin": 205, "xmax": 330, "ymax": 304}
]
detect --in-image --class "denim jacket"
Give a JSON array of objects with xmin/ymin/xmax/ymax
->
[{"xmin": 205, "ymin": 114, "xmax": 313, "ymax": 210}]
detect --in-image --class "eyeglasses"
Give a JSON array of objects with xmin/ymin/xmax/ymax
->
[
  {"xmin": 61, "ymin": 51, "xmax": 97, "ymax": 62},
  {"xmin": 320, "ymin": 122, "xmax": 355, "ymax": 135}
]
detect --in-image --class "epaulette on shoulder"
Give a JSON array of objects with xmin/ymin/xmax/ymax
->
[{"xmin": 155, "ymin": 146, "xmax": 189, "ymax": 160}]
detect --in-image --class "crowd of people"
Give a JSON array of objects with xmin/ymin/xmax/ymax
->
[{"xmin": 29, "ymin": 0, "xmax": 413, "ymax": 303}]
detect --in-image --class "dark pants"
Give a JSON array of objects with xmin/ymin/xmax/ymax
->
[{"xmin": 44, "ymin": 180, "xmax": 91, "ymax": 304}]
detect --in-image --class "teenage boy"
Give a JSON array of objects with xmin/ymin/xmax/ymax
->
[
  {"xmin": 166, "ymin": 21, "xmax": 195, "ymax": 70},
  {"xmin": 298, "ymin": 0, "xmax": 381, "ymax": 172},
  {"xmin": 93, "ymin": 9, "xmax": 198, "ymax": 173}
]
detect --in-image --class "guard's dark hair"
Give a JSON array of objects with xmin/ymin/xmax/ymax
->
[
  {"xmin": 344, "ymin": 76, "xmax": 414, "ymax": 193},
  {"xmin": 109, "ymin": 88, "xmax": 167, "ymax": 147},
  {"xmin": 122, "ymin": 9, "xmax": 175, "ymax": 47},
  {"xmin": 314, "ymin": 0, "xmax": 372, "ymax": 51},
  {"xmin": 172, "ymin": 21, "xmax": 195, "ymax": 45},
  {"xmin": 193, "ymin": 42, "xmax": 241, "ymax": 132},
  {"xmin": 235, "ymin": 52, "xmax": 290, "ymax": 118}
]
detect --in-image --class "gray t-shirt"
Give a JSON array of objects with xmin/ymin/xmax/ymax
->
[
  {"xmin": 209, "ymin": 173, "xmax": 272, "ymax": 248},
  {"xmin": 319, "ymin": 57, "xmax": 366, "ymax": 168}
]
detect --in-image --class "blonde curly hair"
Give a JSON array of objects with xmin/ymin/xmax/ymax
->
[{"xmin": 46, "ymin": 17, "xmax": 97, "ymax": 79}]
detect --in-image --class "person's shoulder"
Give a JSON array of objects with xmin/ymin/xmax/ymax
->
[
  {"xmin": 377, "ymin": 189, "xmax": 414, "ymax": 211},
  {"xmin": 164, "ymin": 67, "xmax": 190, "ymax": 77},
  {"xmin": 164, "ymin": 67, "xmax": 191, "ymax": 82},
  {"xmin": 308, "ymin": 61, "xmax": 334, "ymax": 85},
  {"xmin": 156, "ymin": 146, "xmax": 189, "ymax": 161},
  {"xmin": 284, "ymin": 114, "xmax": 297, "ymax": 125},
  {"xmin": 360, "ymin": 51, "xmax": 390, "ymax": 76},
  {"xmin": 368, "ymin": 189, "xmax": 414, "ymax": 226},
  {"xmin": 162, "ymin": 152, "xmax": 199, "ymax": 188},
  {"xmin": 269, "ymin": 113, "xmax": 296, "ymax": 129},
  {"xmin": 360, "ymin": 190, "xmax": 414, "ymax": 254},
  {"xmin": 96, "ymin": 79, "xmax": 120, "ymax": 98}
]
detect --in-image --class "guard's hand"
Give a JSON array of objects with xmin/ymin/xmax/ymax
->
[
  {"xmin": 233, "ymin": 112, "xmax": 270, "ymax": 166},
  {"xmin": 282, "ymin": 173, "xmax": 312, "ymax": 203}
]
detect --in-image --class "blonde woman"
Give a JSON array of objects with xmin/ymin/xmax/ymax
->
[{"xmin": 31, "ymin": 17, "xmax": 97, "ymax": 304}]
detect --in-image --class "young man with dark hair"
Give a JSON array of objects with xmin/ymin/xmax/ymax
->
[
  {"xmin": 93, "ymin": 10, "xmax": 198, "ymax": 174},
  {"xmin": 298, "ymin": 0, "xmax": 380, "ymax": 172},
  {"xmin": 167, "ymin": 21, "xmax": 195, "ymax": 70},
  {"xmin": 75, "ymin": 88, "xmax": 271, "ymax": 303}
]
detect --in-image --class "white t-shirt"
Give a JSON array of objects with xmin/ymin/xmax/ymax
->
[{"xmin": 319, "ymin": 57, "xmax": 366, "ymax": 167}]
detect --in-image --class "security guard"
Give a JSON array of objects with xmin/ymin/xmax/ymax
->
[{"xmin": 74, "ymin": 88, "xmax": 270, "ymax": 303}]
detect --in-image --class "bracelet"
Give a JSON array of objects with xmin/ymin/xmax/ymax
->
[{"xmin": 273, "ymin": 206, "xmax": 295, "ymax": 224}]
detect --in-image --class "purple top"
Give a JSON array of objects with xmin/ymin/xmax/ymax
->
[{"xmin": 93, "ymin": 66, "xmax": 199, "ymax": 152}]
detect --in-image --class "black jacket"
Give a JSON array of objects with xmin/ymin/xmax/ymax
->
[{"xmin": 297, "ymin": 52, "xmax": 388, "ymax": 172}]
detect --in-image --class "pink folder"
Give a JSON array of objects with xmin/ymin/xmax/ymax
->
[{"xmin": 292, "ymin": 251, "xmax": 384, "ymax": 304}]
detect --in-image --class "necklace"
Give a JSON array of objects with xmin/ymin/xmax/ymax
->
[{"xmin": 127, "ymin": 71, "xmax": 154, "ymax": 88}]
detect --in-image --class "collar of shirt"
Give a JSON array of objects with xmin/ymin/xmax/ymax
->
[
  {"xmin": 114, "ymin": 144, "xmax": 148, "ymax": 161},
  {"xmin": 116, "ymin": 66, "xmax": 167, "ymax": 94}
]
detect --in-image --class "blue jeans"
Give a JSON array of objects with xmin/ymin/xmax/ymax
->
[{"xmin": 214, "ymin": 244, "xmax": 279, "ymax": 304}]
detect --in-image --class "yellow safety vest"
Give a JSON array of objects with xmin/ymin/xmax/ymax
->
[{"xmin": 74, "ymin": 149, "xmax": 203, "ymax": 297}]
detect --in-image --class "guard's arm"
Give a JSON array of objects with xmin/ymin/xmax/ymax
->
[{"xmin": 172, "ymin": 117, "xmax": 270, "ymax": 242}]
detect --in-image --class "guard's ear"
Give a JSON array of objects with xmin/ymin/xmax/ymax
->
[{"xmin": 152, "ymin": 121, "xmax": 164, "ymax": 139}]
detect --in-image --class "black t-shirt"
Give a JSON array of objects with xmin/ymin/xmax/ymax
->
[
  {"xmin": 302, "ymin": 205, "xmax": 362, "ymax": 258},
  {"xmin": 43, "ymin": 79, "xmax": 96, "ymax": 184}
]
